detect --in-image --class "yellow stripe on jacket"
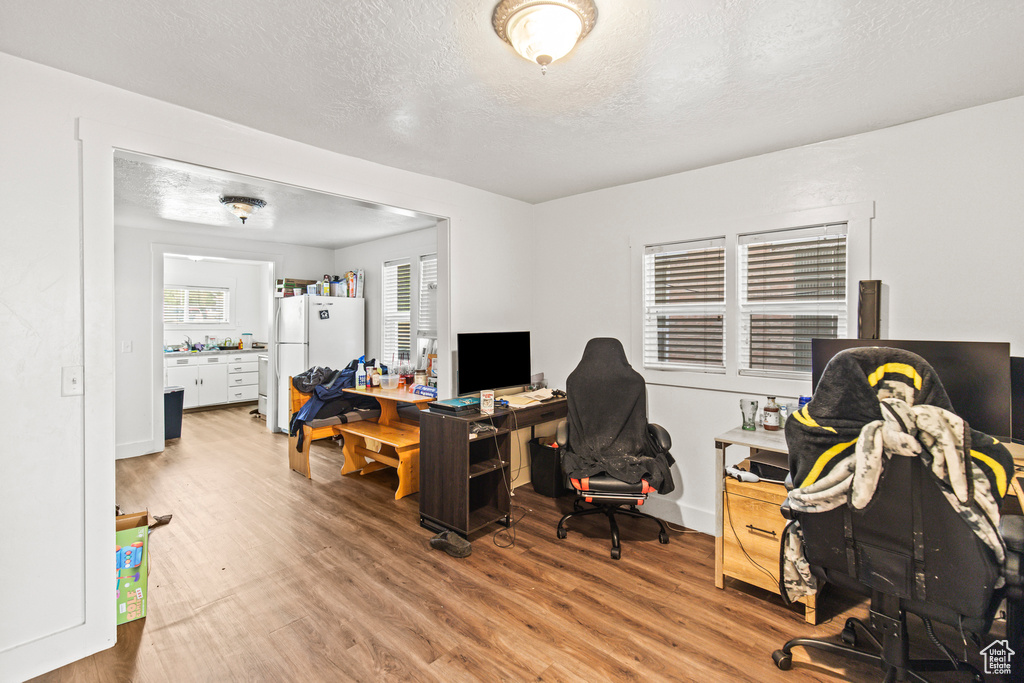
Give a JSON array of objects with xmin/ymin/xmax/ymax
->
[
  {"xmin": 792, "ymin": 406, "xmax": 837, "ymax": 434},
  {"xmin": 971, "ymin": 450, "xmax": 1007, "ymax": 498},
  {"xmin": 867, "ymin": 363, "xmax": 923, "ymax": 391},
  {"xmin": 800, "ymin": 438, "xmax": 860, "ymax": 488}
]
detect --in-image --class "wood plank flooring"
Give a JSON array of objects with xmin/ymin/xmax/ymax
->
[{"xmin": 31, "ymin": 406, "xmax": 997, "ymax": 682}]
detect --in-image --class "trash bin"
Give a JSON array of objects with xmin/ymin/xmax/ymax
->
[
  {"xmin": 529, "ymin": 437, "xmax": 567, "ymax": 498},
  {"xmin": 164, "ymin": 386, "xmax": 184, "ymax": 440}
]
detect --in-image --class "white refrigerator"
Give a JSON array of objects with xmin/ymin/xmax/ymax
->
[{"xmin": 275, "ymin": 295, "xmax": 364, "ymax": 432}]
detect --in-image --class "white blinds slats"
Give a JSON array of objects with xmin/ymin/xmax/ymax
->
[
  {"xmin": 739, "ymin": 224, "xmax": 848, "ymax": 377},
  {"xmin": 643, "ymin": 239, "xmax": 726, "ymax": 372},
  {"xmin": 163, "ymin": 287, "xmax": 228, "ymax": 325},
  {"xmin": 417, "ymin": 254, "xmax": 437, "ymax": 339},
  {"xmin": 382, "ymin": 260, "xmax": 412, "ymax": 363}
]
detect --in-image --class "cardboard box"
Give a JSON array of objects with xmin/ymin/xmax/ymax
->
[{"xmin": 115, "ymin": 511, "xmax": 149, "ymax": 625}]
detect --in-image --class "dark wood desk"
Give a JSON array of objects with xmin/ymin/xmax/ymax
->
[{"xmin": 419, "ymin": 399, "xmax": 567, "ymax": 537}]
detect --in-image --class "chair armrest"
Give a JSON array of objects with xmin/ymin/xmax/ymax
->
[
  {"xmin": 648, "ymin": 423, "xmax": 671, "ymax": 451},
  {"xmin": 1002, "ymin": 515, "xmax": 1024, "ymax": 554}
]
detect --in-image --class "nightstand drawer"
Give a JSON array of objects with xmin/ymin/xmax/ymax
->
[{"xmin": 722, "ymin": 491, "xmax": 786, "ymax": 595}]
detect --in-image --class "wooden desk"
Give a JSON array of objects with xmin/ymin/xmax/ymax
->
[
  {"xmin": 714, "ymin": 427, "xmax": 818, "ymax": 624},
  {"xmin": 336, "ymin": 387, "xmax": 435, "ymax": 500},
  {"xmin": 419, "ymin": 399, "xmax": 568, "ymax": 537}
]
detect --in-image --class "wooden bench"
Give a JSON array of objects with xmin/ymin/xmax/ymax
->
[
  {"xmin": 336, "ymin": 387, "xmax": 434, "ymax": 500},
  {"xmin": 287, "ymin": 379, "xmax": 350, "ymax": 478}
]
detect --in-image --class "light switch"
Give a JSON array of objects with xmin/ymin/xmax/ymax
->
[
  {"xmin": 121, "ymin": 341, "xmax": 133, "ymax": 353},
  {"xmin": 62, "ymin": 366, "xmax": 84, "ymax": 396}
]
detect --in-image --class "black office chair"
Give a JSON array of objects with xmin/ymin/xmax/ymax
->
[
  {"xmin": 555, "ymin": 338, "xmax": 675, "ymax": 560},
  {"xmin": 771, "ymin": 347, "xmax": 1023, "ymax": 681}
]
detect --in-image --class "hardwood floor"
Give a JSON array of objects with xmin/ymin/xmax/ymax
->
[{"xmin": 31, "ymin": 406, "xmax": 994, "ymax": 682}]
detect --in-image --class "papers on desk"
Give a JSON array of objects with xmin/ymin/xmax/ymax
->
[{"xmin": 504, "ymin": 388, "xmax": 554, "ymax": 407}]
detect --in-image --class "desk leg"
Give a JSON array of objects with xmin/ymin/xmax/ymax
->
[
  {"xmin": 714, "ymin": 440, "xmax": 727, "ymax": 589},
  {"xmin": 714, "ymin": 441, "xmax": 727, "ymax": 537},
  {"xmin": 802, "ymin": 593, "xmax": 818, "ymax": 625}
]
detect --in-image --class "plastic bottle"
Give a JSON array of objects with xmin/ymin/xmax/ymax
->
[
  {"xmin": 763, "ymin": 396, "xmax": 780, "ymax": 431},
  {"xmin": 357, "ymin": 356, "xmax": 367, "ymax": 389}
]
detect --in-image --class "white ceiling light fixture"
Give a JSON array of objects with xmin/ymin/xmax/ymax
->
[
  {"xmin": 493, "ymin": 0, "xmax": 597, "ymax": 75},
  {"xmin": 219, "ymin": 196, "xmax": 266, "ymax": 224}
]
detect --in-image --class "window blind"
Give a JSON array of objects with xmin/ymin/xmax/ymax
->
[
  {"xmin": 642, "ymin": 238, "xmax": 726, "ymax": 372},
  {"xmin": 382, "ymin": 260, "xmax": 411, "ymax": 364},
  {"xmin": 738, "ymin": 224, "xmax": 848, "ymax": 377},
  {"xmin": 417, "ymin": 253, "xmax": 438, "ymax": 339},
  {"xmin": 163, "ymin": 286, "xmax": 229, "ymax": 325}
]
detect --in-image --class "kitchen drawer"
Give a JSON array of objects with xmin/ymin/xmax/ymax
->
[
  {"xmin": 228, "ymin": 371, "xmax": 258, "ymax": 387},
  {"xmin": 166, "ymin": 355, "xmax": 199, "ymax": 367},
  {"xmin": 228, "ymin": 385, "xmax": 259, "ymax": 402},
  {"xmin": 228, "ymin": 362, "xmax": 258, "ymax": 374},
  {"xmin": 226, "ymin": 353, "xmax": 259, "ymax": 363}
]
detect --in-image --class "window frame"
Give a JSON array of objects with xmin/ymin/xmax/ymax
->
[
  {"xmin": 641, "ymin": 237, "xmax": 727, "ymax": 374},
  {"xmin": 737, "ymin": 223, "xmax": 849, "ymax": 380},
  {"xmin": 163, "ymin": 285, "xmax": 231, "ymax": 326},
  {"xmin": 630, "ymin": 202, "xmax": 873, "ymax": 396}
]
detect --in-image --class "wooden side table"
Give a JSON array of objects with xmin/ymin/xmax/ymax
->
[{"xmin": 714, "ymin": 426, "xmax": 818, "ymax": 624}]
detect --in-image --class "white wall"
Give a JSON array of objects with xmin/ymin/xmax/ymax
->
[
  {"xmin": 334, "ymin": 226, "xmax": 438, "ymax": 367},
  {"xmin": 531, "ymin": 96, "xmax": 1024, "ymax": 534},
  {"xmin": 162, "ymin": 256, "xmax": 265, "ymax": 348},
  {"xmin": 0, "ymin": 51, "xmax": 532, "ymax": 682}
]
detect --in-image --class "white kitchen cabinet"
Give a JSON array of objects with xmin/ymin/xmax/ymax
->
[
  {"xmin": 198, "ymin": 364, "xmax": 228, "ymax": 405},
  {"xmin": 164, "ymin": 351, "xmax": 261, "ymax": 408},
  {"xmin": 166, "ymin": 365, "xmax": 200, "ymax": 408}
]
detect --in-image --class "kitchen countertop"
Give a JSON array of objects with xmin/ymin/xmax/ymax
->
[{"xmin": 164, "ymin": 348, "xmax": 266, "ymax": 357}]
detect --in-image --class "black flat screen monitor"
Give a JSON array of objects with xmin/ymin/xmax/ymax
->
[
  {"xmin": 457, "ymin": 331, "xmax": 531, "ymax": 396},
  {"xmin": 810, "ymin": 339, "xmax": 1011, "ymax": 440}
]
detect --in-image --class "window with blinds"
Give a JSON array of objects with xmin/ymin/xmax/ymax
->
[
  {"xmin": 417, "ymin": 254, "xmax": 437, "ymax": 340},
  {"xmin": 163, "ymin": 286, "xmax": 229, "ymax": 325},
  {"xmin": 642, "ymin": 237, "xmax": 726, "ymax": 372},
  {"xmin": 382, "ymin": 259, "xmax": 411, "ymax": 363},
  {"xmin": 738, "ymin": 223, "xmax": 848, "ymax": 377}
]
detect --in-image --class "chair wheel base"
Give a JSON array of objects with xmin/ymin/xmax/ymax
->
[
  {"xmin": 610, "ymin": 547, "xmax": 621, "ymax": 560},
  {"xmin": 772, "ymin": 650, "xmax": 792, "ymax": 670},
  {"xmin": 841, "ymin": 626, "xmax": 857, "ymax": 646},
  {"xmin": 659, "ymin": 530, "xmax": 669, "ymax": 544},
  {"xmin": 556, "ymin": 527, "xmax": 567, "ymax": 539}
]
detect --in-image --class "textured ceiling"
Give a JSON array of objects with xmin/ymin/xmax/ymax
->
[
  {"xmin": 5, "ymin": 0, "xmax": 1024, "ymax": 203},
  {"xmin": 114, "ymin": 152, "xmax": 437, "ymax": 249}
]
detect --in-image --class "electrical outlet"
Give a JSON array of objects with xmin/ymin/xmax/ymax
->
[{"xmin": 62, "ymin": 366, "xmax": 84, "ymax": 396}]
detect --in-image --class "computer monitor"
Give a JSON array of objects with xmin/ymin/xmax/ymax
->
[
  {"xmin": 456, "ymin": 331, "xmax": 531, "ymax": 396},
  {"xmin": 810, "ymin": 339, "xmax": 1011, "ymax": 440}
]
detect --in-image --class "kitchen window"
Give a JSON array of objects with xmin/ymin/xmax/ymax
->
[
  {"xmin": 642, "ymin": 237, "xmax": 726, "ymax": 373},
  {"xmin": 382, "ymin": 259, "xmax": 411, "ymax": 364},
  {"xmin": 163, "ymin": 286, "xmax": 230, "ymax": 325},
  {"xmin": 738, "ymin": 223, "xmax": 848, "ymax": 378}
]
